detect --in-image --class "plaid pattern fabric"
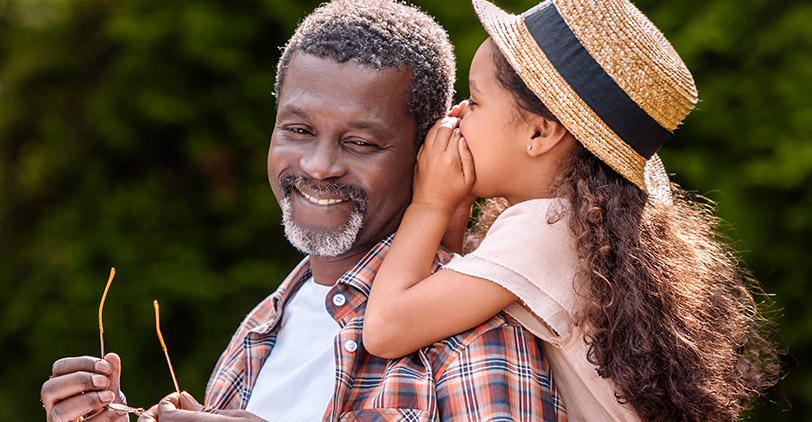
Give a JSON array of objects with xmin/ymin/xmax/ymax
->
[{"xmin": 205, "ymin": 235, "xmax": 567, "ymax": 422}]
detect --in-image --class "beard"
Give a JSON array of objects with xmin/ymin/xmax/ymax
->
[{"xmin": 278, "ymin": 174, "xmax": 367, "ymax": 257}]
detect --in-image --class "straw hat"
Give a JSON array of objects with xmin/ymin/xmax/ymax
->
[{"xmin": 472, "ymin": 0, "xmax": 698, "ymax": 201}]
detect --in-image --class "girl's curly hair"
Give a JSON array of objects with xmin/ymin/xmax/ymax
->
[{"xmin": 471, "ymin": 39, "xmax": 780, "ymax": 421}]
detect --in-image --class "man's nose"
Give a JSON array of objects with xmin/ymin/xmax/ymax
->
[{"xmin": 300, "ymin": 140, "xmax": 345, "ymax": 180}]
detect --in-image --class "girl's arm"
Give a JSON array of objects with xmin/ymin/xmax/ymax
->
[
  {"xmin": 364, "ymin": 112, "xmax": 517, "ymax": 359},
  {"xmin": 439, "ymin": 195, "xmax": 476, "ymax": 255}
]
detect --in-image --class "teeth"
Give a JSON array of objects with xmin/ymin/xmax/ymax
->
[{"xmin": 300, "ymin": 190, "xmax": 348, "ymax": 205}]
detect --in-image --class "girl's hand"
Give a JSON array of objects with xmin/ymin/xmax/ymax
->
[
  {"xmin": 447, "ymin": 100, "xmax": 468, "ymax": 119},
  {"xmin": 413, "ymin": 115, "xmax": 475, "ymax": 214}
]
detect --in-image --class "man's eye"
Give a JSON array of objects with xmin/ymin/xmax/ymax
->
[
  {"xmin": 345, "ymin": 139, "xmax": 379, "ymax": 150},
  {"xmin": 287, "ymin": 127, "xmax": 311, "ymax": 135}
]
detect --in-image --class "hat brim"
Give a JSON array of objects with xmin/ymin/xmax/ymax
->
[{"xmin": 471, "ymin": 0, "xmax": 671, "ymax": 201}]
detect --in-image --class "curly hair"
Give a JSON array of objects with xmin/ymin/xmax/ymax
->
[
  {"xmin": 471, "ymin": 39, "xmax": 780, "ymax": 421},
  {"xmin": 274, "ymin": 0, "xmax": 456, "ymax": 143}
]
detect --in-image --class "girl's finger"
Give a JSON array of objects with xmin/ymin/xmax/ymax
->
[
  {"xmin": 458, "ymin": 137, "xmax": 476, "ymax": 186},
  {"xmin": 447, "ymin": 128, "xmax": 463, "ymax": 153},
  {"xmin": 432, "ymin": 117, "xmax": 458, "ymax": 151},
  {"xmin": 423, "ymin": 118, "xmax": 445, "ymax": 149},
  {"xmin": 447, "ymin": 100, "xmax": 468, "ymax": 118}
]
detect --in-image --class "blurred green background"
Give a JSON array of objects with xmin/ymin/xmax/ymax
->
[{"xmin": 1, "ymin": 0, "xmax": 809, "ymax": 420}]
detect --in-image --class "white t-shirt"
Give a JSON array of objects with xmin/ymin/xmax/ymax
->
[{"xmin": 245, "ymin": 277, "xmax": 340, "ymax": 422}]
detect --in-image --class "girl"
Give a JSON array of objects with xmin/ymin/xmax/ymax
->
[{"xmin": 364, "ymin": 0, "xmax": 778, "ymax": 421}]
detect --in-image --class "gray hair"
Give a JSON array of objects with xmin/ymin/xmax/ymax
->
[{"xmin": 274, "ymin": 0, "xmax": 456, "ymax": 143}]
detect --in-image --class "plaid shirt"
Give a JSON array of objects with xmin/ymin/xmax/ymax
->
[{"xmin": 205, "ymin": 235, "xmax": 567, "ymax": 421}]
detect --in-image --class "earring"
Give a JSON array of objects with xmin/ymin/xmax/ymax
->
[{"xmin": 527, "ymin": 145, "xmax": 533, "ymax": 151}]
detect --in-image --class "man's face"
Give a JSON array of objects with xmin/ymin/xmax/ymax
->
[{"xmin": 269, "ymin": 52, "xmax": 418, "ymax": 257}]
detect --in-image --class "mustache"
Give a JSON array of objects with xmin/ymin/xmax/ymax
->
[{"xmin": 280, "ymin": 174, "xmax": 367, "ymax": 211}]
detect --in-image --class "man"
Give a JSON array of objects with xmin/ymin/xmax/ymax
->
[{"xmin": 41, "ymin": 1, "xmax": 566, "ymax": 421}]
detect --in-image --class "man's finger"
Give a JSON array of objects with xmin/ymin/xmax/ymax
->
[
  {"xmin": 46, "ymin": 390, "xmax": 115, "ymax": 422},
  {"xmin": 136, "ymin": 414, "xmax": 157, "ymax": 422},
  {"xmin": 42, "ymin": 372, "xmax": 110, "ymax": 409},
  {"xmin": 103, "ymin": 353, "xmax": 122, "ymax": 402},
  {"xmin": 52, "ymin": 357, "xmax": 113, "ymax": 377},
  {"xmin": 86, "ymin": 407, "xmax": 128, "ymax": 422},
  {"xmin": 160, "ymin": 408, "xmax": 265, "ymax": 422},
  {"xmin": 136, "ymin": 404, "xmax": 159, "ymax": 422},
  {"xmin": 158, "ymin": 397, "xmax": 179, "ymax": 414},
  {"xmin": 178, "ymin": 391, "xmax": 203, "ymax": 411}
]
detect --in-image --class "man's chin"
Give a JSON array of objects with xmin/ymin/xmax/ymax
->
[{"xmin": 280, "ymin": 196, "xmax": 364, "ymax": 257}]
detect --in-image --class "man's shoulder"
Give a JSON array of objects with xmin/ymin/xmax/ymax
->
[{"xmin": 426, "ymin": 311, "xmax": 545, "ymax": 373}]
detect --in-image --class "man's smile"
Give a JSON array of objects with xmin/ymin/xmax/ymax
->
[{"xmin": 294, "ymin": 186, "xmax": 351, "ymax": 206}]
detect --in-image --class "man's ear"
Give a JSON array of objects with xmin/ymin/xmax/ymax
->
[{"xmin": 526, "ymin": 117, "xmax": 570, "ymax": 157}]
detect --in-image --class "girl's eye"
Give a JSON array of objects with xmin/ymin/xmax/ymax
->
[{"xmin": 466, "ymin": 98, "xmax": 477, "ymax": 107}]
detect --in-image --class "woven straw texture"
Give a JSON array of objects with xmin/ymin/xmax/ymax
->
[
  {"xmin": 471, "ymin": 0, "xmax": 697, "ymax": 199},
  {"xmin": 555, "ymin": 0, "xmax": 697, "ymax": 131}
]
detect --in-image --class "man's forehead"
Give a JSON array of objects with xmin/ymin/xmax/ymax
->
[
  {"xmin": 277, "ymin": 53, "xmax": 412, "ymax": 117},
  {"xmin": 280, "ymin": 52, "xmax": 409, "ymax": 93}
]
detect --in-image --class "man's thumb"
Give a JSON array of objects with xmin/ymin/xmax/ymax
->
[{"xmin": 178, "ymin": 391, "xmax": 203, "ymax": 411}]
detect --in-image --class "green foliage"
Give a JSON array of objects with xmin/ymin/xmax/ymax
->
[{"xmin": 0, "ymin": 0, "xmax": 808, "ymax": 420}]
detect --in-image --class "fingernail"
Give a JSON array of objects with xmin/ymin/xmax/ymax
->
[
  {"xmin": 92, "ymin": 374, "xmax": 109, "ymax": 388},
  {"xmin": 95, "ymin": 360, "xmax": 112, "ymax": 373},
  {"xmin": 99, "ymin": 390, "xmax": 115, "ymax": 402}
]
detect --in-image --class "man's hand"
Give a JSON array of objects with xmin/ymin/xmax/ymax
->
[
  {"xmin": 41, "ymin": 353, "xmax": 128, "ymax": 422},
  {"xmin": 137, "ymin": 392, "xmax": 265, "ymax": 422}
]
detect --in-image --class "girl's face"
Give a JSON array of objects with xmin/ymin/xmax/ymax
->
[{"xmin": 459, "ymin": 40, "xmax": 533, "ymax": 203}]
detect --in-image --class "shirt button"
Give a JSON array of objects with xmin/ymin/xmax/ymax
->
[
  {"xmin": 344, "ymin": 340, "xmax": 358, "ymax": 353},
  {"xmin": 332, "ymin": 294, "xmax": 346, "ymax": 307}
]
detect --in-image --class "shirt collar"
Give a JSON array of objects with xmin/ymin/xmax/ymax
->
[
  {"xmin": 335, "ymin": 234, "xmax": 394, "ymax": 297},
  {"xmin": 279, "ymin": 233, "xmax": 449, "ymax": 309}
]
